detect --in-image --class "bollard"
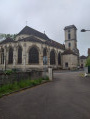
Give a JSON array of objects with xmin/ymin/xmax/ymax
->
[{"xmin": 48, "ymin": 67, "xmax": 53, "ymax": 81}]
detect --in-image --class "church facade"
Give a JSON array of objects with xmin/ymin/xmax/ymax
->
[{"xmin": 0, "ymin": 25, "xmax": 79, "ymax": 71}]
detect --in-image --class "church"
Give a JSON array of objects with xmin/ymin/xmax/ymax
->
[{"xmin": 0, "ymin": 25, "xmax": 79, "ymax": 71}]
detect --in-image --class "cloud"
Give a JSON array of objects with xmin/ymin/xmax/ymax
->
[{"xmin": 0, "ymin": 0, "xmax": 90, "ymax": 55}]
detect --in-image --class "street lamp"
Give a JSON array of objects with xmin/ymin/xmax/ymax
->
[{"xmin": 81, "ymin": 29, "xmax": 90, "ymax": 32}]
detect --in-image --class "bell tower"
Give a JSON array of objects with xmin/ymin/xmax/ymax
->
[{"xmin": 64, "ymin": 25, "xmax": 79, "ymax": 55}]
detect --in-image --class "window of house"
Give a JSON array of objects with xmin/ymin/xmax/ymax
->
[
  {"xmin": 65, "ymin": 62, "xmax": 68, "ymax": 67},
  {"xmin": 68, "ymin": 30, "xmax": 70, "ymax": 32},
  {"xmin": 68, "ymin": 42, "xmax": 71, "ymax": 48}
]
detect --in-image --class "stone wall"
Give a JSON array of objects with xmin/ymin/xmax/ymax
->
[
  {"xmin": 0, "ymin": 70, "xmax": 43, "ymax": 86},
  {"xmin": 62, "ymin": 54, "xmax": 78, "ymax": 69}
]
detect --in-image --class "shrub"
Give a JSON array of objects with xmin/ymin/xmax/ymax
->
[
  {"xmin": 4, "ymin": 70, "xmax": 14, "ymax": 75},
  {"xmin": 43, "ymin": 76, "xmax": 49, "ymax": 80},
  {"xmin": 85, "ymin": 57, "xmax": 90, "ymax": 67},
  {"xmin": 0, "ymin": 76, "xmax": 49, "ymax": 98}
]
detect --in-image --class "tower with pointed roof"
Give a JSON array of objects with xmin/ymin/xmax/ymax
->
[{"xmin": 64, "ymin": 25, "xmax": 79, "ymax": 55}]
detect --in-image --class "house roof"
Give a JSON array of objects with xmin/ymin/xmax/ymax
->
[
  {"xmin": 62, "ymin": 49, "xmax": 77, "ymax": 55},
  {"xmin": 0, "ymin": 37, "xmax": 15, "ymax": 44},
  {"xmin": 18, "ymin": 26, "xmax": 49, "ymax": 40},
  {"xmin": 64, "ymin": 25, "xmax": 77, "ymax": 30},
  {"xmin": 80, "ymin": 55, "xmax": 87, "ymax": 59}
]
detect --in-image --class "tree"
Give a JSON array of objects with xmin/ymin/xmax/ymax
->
[{"xmin": 85, "ymin": 57, "xmax": 90, "ymax": 67}]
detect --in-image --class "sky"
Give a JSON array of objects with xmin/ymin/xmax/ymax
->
[{"xmin": 0, "ymin": 0, "xmax": 90, "ymax": 56}]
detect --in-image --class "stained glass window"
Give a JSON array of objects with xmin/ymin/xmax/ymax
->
[
  {"xmin": 29, "ymin": 47, "xmax": 39, "ymax": 64},
  {"xmin": 50, "ymin": 50, "xmax": 55, "ymax": 65},
  {"xmin": 1, "ymin": 48, "xmax": 4, "ymax": 64},
  {"xmin": 8, "ymin": 47, "xmax": 13, "ymax": 64},
  {"xmin": 58, "ymin": 53, "xmax": 61, "ymax": 65},
  {"xmin": 18, "ymin": 46, "xmax": 22, "ymax": 64}
]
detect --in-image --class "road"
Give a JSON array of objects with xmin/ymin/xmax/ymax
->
[{"xmin": 0, "ymin": 71, "xmax": 90, "ymax": 119}]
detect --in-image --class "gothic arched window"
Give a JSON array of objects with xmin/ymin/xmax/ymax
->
[
  {"xmin": 50, "ymin": 50, "xmax": 55, "ymax": 65},
  {"xmin": 29, "ymin": 47, "xmax": 39, "ymax": 64},
  {"xmin": 43, "ymin": 48, "xmax": 47, "ymax": 56},
  {"xmin": 8, "ymin": 47, "xmax": 13, "ymax": 64},
  {"xmin": 18, "ymin": 46, "xmax": 22, "ymax": 64},
  {"xmin": 58, "ymin": 52, "xmax": 61, "ymax": 65},
  {"xmin": 1, "ymin": 48, "xmax": 4, "ymax": 64},
  {"xmin": 43, "ymin": 48, "xmax": 47, "ymax": 65}
]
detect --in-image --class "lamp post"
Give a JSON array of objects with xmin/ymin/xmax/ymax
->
[
  {"xmin": 81, "ymin": 29, "xmax": 90, "ymax": 32},
  {"xmin": 81, "ymin": 29, "xmax": 90, "ymax": 74}
]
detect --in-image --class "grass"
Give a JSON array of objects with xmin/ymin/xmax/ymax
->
[
  {"xmin": 79, "ymin": 73, "xmax": 85, "ymax": 77},
  {"xmin": 0, "ymin": 77, "xmax": 49, "ymax": 98}
]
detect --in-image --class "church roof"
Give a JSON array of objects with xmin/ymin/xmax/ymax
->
[
  {"xmin": 0, "ymin": 26, "xmax": 65, "ymax": 50},
  {"xmin": 62, "ymin": 49, "xmax": 77, "ymax": 55},
  {"xmin": 45, "ymin": 39, "xmax": 65, "ymax": 50},
  {"xmin": 18, "ymin": 26, "xmax": 49, "ymax": 40},
  {"xmin": 0, "ymin": 37, "xmax": 14, "ymax": 44},
  {"xmin": 64, "ymin": 25, "xmax": 77, "ymax": 30},
  {"xmin": 18, "ymin": 36, "xmax": 65, "ymax": 50},
  {"xmin": 19, "ymin": 36, "xmax": 43, "ymax": 44}
]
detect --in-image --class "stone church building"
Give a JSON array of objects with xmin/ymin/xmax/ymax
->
[{"xmin": 0, "ymin": 25, "xmax": 79, "ymax": 71}]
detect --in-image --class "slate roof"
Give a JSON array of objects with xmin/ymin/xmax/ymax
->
[
  {"xmin": 0, "ymin": 26, "xmax": 65, "ymax": 50},
  {"xmin": 64, "ymin": 25, "xmax": 77, "ymax": 30},
  {"xmin": 80, "ymin": 55, "xmax": 87, "ymax": 59},
  {"xmin": 62, "ymin": 49, "xmax": 77, "ymax": 55},
  {"xmin": 19, "ymin": 36, "xmax": 44, "ymax": 44},
  {"xmin": 18, "ymin": 36, "xmax": 65, "ymax": 50},
  {"xmin": 45, "ymin": 39, "xmax": 65, "ymax": 50},
  {"xmin": 0, "ymin": 37, "xmax": 15, "ymax": 44},
  {"xmin": 18, "ymin": 26, "xmax": 49, "ymax": 40},
  {"xmin": 0, "ymin": 36, "xmax": 65, "ymax": 50}
]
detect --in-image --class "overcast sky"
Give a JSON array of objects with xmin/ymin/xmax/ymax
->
[{"xmin": 0, "ymin": 0, "xmax": 90, "ymax": 56}]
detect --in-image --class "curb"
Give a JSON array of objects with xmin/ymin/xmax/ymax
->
[{"xmin": 0, "ymin": 80, "xmax": 50, "ymax": 98}]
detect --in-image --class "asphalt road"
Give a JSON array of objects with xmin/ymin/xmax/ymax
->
[{"xmin": 0, "ymin": 71, "xmax": 90, "ymax": 119}]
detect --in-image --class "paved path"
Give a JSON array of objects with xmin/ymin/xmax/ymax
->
[{"xmin": 0, "ymin": 71, "xmax": 90, "ymax": 119}]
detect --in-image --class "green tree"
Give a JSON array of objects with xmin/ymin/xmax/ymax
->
[{"xmin": 85, "ymin": 57, "xmax": 90, "ymax": 66}]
